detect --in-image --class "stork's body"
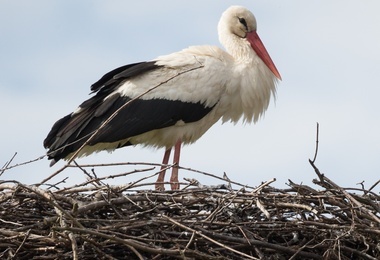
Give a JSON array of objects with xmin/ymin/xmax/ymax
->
[{"xmin": 44, "ymin": 6, "xmax": 281, "ymax": 190}]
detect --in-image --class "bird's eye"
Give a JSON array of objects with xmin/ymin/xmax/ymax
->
[{"xmin": 238, "ymin": 17, "xmax": 248, "ymax": 30}]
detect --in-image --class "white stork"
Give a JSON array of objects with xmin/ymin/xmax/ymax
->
[{"xmin": 44, "ymin": 6, "xmax": 281, "ymax": 190}]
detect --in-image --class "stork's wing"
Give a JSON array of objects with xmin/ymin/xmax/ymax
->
[{"xmin": 44, "ymin": 47, "xmax": 228, "ymax": 164}]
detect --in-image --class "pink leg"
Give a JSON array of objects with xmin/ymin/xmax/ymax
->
[
  {"xmin": 170, "ymin": 140, "xmax": 182, "ymax": 190},
  {"xmin": 155, "ymin": 148, "xmax": 171, "ymax": 191}
]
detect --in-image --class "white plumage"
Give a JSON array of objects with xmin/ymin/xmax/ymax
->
[{"xmin": 44, "ymin": 6, "xmax": 281, "ymax": 190}]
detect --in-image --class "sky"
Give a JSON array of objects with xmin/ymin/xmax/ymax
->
[{"xmin": 1, "ymin": 0, "xmax": 380, "ymax": 193}]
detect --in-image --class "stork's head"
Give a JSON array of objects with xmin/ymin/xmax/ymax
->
[
  {"xmin": 218, "ymin": 6, "xmax": 281, "ymax": 80},
  {"xmin": 219, "ymin": 6, "xmax": 257, "ymax": 38}
]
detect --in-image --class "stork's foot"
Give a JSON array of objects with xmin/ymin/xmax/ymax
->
[
  {"xmin": 170, "ymin": 180, "xmax": 180, "ymax": 190},
  {"xmin": 155, "ymin": 169, "xmax": 166, "ymax": 191},
  {"xmin": 155, "ymin": 183, "xmax": 165, "ymax": 191},
  {"xmin": 170, "ymin": 165, "xmax": 180, "ymax": 190}
]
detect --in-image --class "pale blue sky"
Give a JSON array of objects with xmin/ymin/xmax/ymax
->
[{"xmin": 1, "ymin": 1, "xmax": 380, "ymax": 192}]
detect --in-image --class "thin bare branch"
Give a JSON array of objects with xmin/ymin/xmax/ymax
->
[{"xmin": 311, "ymin": 122, "xmax": 319, "ymax": 163}]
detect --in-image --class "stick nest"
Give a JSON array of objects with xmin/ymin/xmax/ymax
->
[{"xmin": 0, "ymin": 160, "xmax": 379, "ymax": 260}]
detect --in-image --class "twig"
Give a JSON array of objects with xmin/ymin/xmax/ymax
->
[
  {"xmin": 251, "ymin": 178, "xmax": 276, "ymax": 193},
  {"xmin": 256, "ymin": 199, "xmax": 270, "ymax": 219},
  {"xmin": 182, "ymin": 231, "xmax": 196, "ymax": 256},
  {"xmin": 0, "ymin": 152, "xmax": 17, "ymax": 176},
  {"xmin": 311, "ymin": 122, "xmax": 319, "ymax": 163},
  {"xmin": 162, "ymin": 215, "xmax": 259, "ymax": 260},
  {"xmin": 178, "ymin": 165, "xmax": 257, "ymax": 190},
  {"xmin": 276, "ymin": 202, "xmax": 318, "ymax": 215},
  {"xmin": 0, "ymin": 218, "xmax": 23, "ymax": 226},
  {"xmin": 53, "ymin": 226, "xmax": 185, "ymax": 257},
  {"xmin": 1, "ymin": 153, "xmax": 46, "ymax": 175},
  {"xmin": 65, "ymin": 161, "xmax": 163, "ymax": 168},
  {"xmin": 45, "ymin": 177, "xmax": 69, "ymax": 190},
  {"xmin": 197, "ymin": 227, "xmax": 323, "ymax": 259},
  {"xmin": 11, "ymin": 229, "xmax": 31, "ymax": 259},
  {"xmin": 126, "ymin": 245, "xmax": 145, "ymax": 260},
  {"xmin": 37, "ymin": 164, "xmax": 69, "ymax": 186},
  {"xmin": 17, "ymin": 183, "xmax": 84, "ymax": 228},
  {"xmin": 365, "ymin": 179, "xmax": 380, "ymax": 195},
  {"xmin": 309, "ymin": 160, "xmax": 380, "ymax": 224},
  {"xmin": 288, "ymin": 238, "xmax": 315, "ymax": 260},
  {"xmin": 68, "ymin": 232, "xmax": 78, "ymax": 260}
]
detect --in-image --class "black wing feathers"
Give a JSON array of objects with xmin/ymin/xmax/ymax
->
[
  {"xmin": 91, "ymin": 97, "xmax": 214, "ymax": 144},
  {"xmin": 44, "ymin": 61, "xmax": 215, "ymax": 164},
  {"xmin": 91, "ymin": 61, "xmax": 158, "ymax": 93},
  {"xmin": 43, "ymin": 114, "xmax": 71, "ymax": 148}
]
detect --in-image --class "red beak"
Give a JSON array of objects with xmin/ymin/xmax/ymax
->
[{"xmin": 247, "ymin": 31, "xmax": 281, "ymax": 80}]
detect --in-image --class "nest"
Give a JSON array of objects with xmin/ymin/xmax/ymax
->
[{"xmin": 0, "ymin": 158, "xmax": 379, "ymax": 260}]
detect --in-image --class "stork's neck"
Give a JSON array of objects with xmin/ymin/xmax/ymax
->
[
  {"xmin": 220, "ymin": 32, "xmax": 256, "ymax": 64},
  {"xmin": 219, "ymin": 28, "xmax": 278, "ymax": 123}
]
